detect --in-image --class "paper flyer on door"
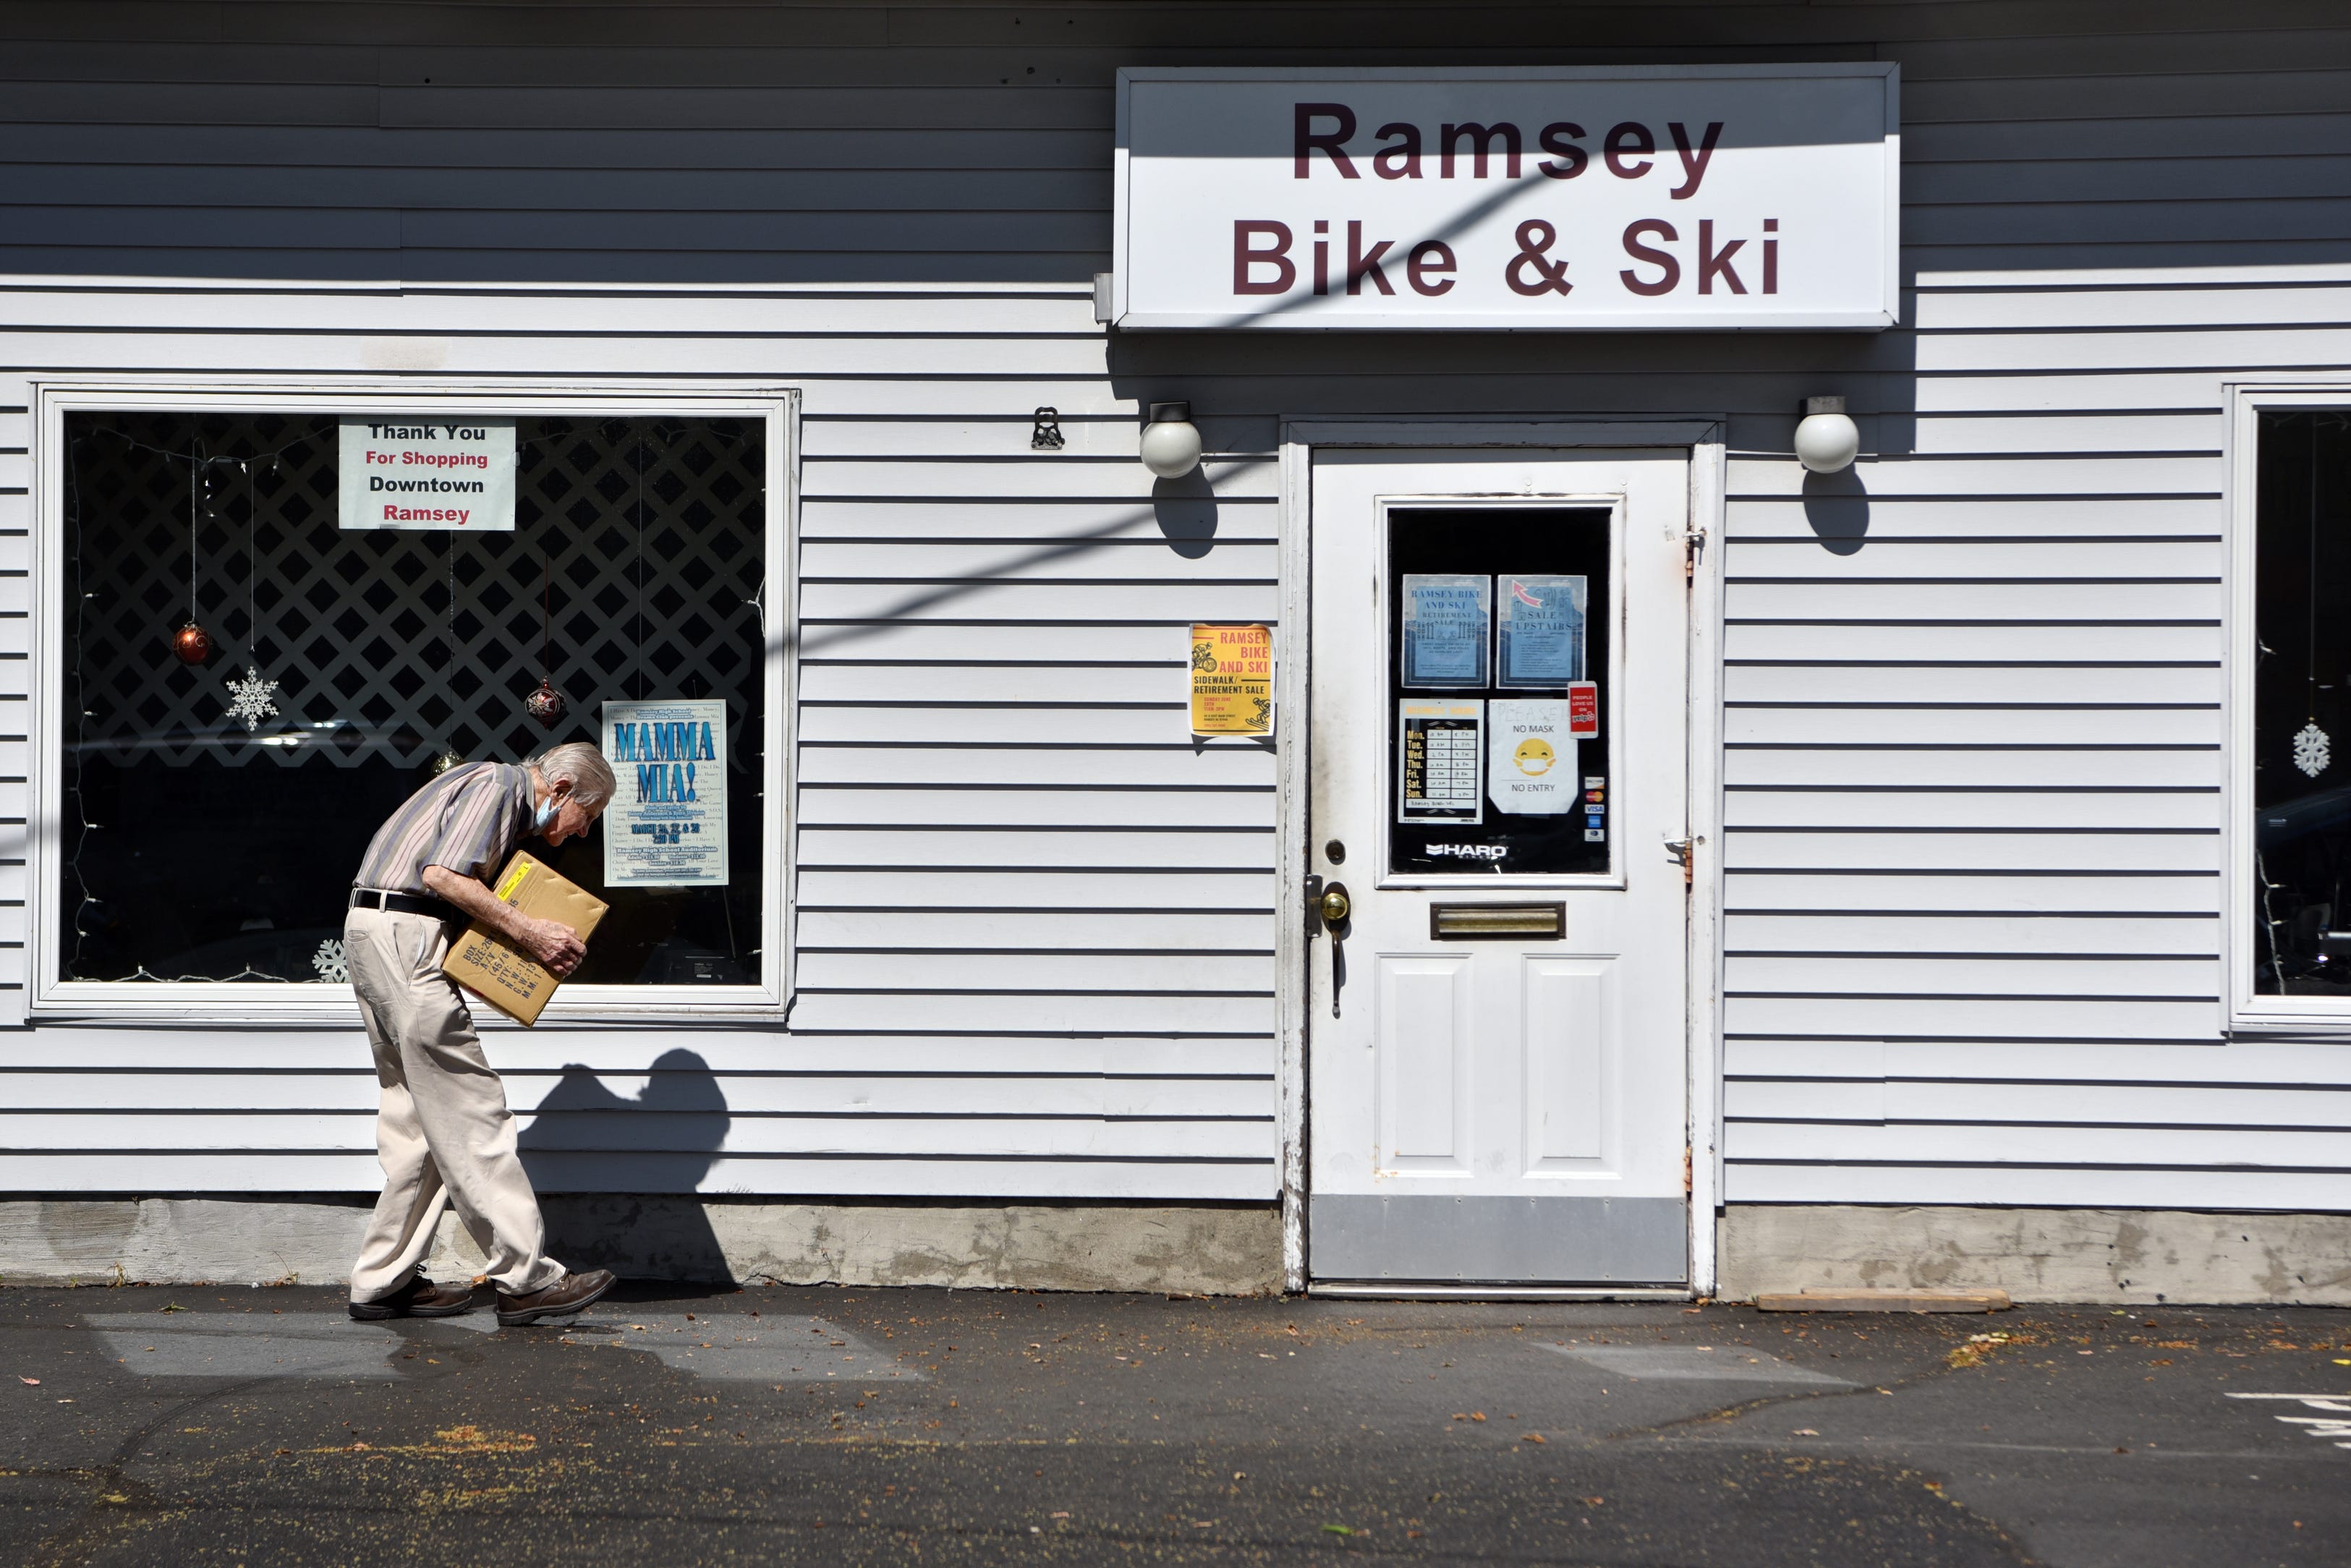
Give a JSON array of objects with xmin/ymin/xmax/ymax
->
[
  {"xmin": 1400, "ymin": 574, "xmax": 1490, "ymax": 687},
  {"xmin": 1496, "ymin": 574, "xmax": 1586, "ymax": 687},
  {"xmin": 1398, "ymin": 698, "xmax": 1484, "ymax": 824},
  {"xmin": 602, "ymin": 699, "xmax": 729, "ymax": 887},
  {"xmin": 1487, "ymin": 699, "xmax": 1577, "ymax": 815}
]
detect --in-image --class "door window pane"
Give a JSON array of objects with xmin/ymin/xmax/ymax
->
[
  {"xmin": 60, "ymin": 412, "xmax": 767, "ymax": 987},
  {"xmin": 1386, "ymin": 507, "xmax": 1611, "ymax": 877},
  {"xmin": 2253, "ymin": 409, "xmax": 2351, "ymax": 994}
]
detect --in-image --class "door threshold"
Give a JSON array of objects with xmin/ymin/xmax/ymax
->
[{"xmin": 1310, "ymin": 1282, "xmax": 1691, "ymax": 1302}]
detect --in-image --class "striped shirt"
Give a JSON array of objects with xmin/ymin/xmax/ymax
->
[{"xmin": 353, "ymin": 762, "xmax": 533, "ymax": 894}]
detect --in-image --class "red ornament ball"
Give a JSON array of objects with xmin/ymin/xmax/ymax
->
[
  {"xmin": 525, "ymin": 679, "xmax": 567, "ymax": 728},
  {"xmin": 171, "ymin": 621, "xmax": 211, "ymax": 665}
]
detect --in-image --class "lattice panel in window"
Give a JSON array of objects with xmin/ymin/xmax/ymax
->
[{"xmin": 66, "ymin": 414, "xmax": 767, "ymax": 770}]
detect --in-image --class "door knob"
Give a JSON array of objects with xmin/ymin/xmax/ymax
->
[{"xmin": 1315, "ymin": 882, "xmax": 1351, "ymax": 1018}]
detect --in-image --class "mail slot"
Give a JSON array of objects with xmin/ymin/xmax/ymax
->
[{"xmin": 1429, "ymin": 903, "xmax": 1566, "ymax": 940}]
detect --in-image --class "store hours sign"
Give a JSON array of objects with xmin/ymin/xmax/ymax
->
[{"xmin": 1111, "ymin": 66, "xmax": 1898, "ymax": 330}]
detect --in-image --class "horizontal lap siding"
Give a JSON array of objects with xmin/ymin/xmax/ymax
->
[
  {"xmin": 0, "ymin": 2, "xmax": 2347, "ymax": 1212},
  {"xmin": 0, "ymin": 0, "xmax": 1288, "ymax": 1199},
  {"xmin": 1729, "ymin": 47, "xmax": 2350, "ymax": 1203},
  {"xmin": 1717, "ymin": 272, "xmax": 2239, "ymax": 1201}
]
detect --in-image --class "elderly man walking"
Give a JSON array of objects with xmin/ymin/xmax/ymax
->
[{"xmin": 344, "ymin": 741, "xmax": 620, "ymax": 1327}]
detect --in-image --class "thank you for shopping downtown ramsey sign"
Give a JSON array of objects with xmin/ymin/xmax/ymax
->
[{"xmin": 1111, "ymin": 66, "xmax": 1898, "ymax": 330}]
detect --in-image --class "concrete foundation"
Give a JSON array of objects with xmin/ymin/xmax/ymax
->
[
  {"xmin": 0, "ymin": 1197, "xmax": 1284, "ymax": 1296},
  {"xmin": 1719, "ymin": 1206, "xmax": 2351, "ymax": 1306}
]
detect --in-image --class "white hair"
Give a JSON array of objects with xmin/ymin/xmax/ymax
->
[{"xmin": 532, "ymin": 741, "xmax": 616, "ymax": 809}]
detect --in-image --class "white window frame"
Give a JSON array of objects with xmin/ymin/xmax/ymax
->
[
  {"xmin": 2227, "ymin": 380, "xmax": 2351, "ymax": 1032},
  {"xmin": 27, "ymin": 377, "xmax": 797, "ymax": 1023}
]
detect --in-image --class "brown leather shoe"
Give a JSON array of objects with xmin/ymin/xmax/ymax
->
[
  {"xmin": 349, "ymin": 1277, "xmax": 475, "ymax": 1321},
  {"xmin": 495, "ymin": 1268, "xmax": 615, "ymax": 1326}
]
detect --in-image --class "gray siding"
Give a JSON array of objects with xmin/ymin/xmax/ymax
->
[{"xmin": 0, "ymin": 1, "xmax": 2344, "ymax": 1209}]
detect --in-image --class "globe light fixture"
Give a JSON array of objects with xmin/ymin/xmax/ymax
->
[
  {"xmin": 1794, "ymin": 394, "xmax": 1861, "ymax": 474},
  {"xmin": 1139, "ymin": 401, "xmax": 1203, "ymax": 478}
]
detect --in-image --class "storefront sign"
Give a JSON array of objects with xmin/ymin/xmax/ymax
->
[
  {"xmin": 601, "ymin": 699, "xmax": 728, "ymax": 887},
  {"xmin": 338, "ymin": 418, "xmax": 517, "ymax": 529},
  {"xmin": 1189, "ymin": 624, "xmax": 1275, "ymax": 735},
  {"xmin": 1113, "ymin": 65, "xmax": 1898, "ymax": 330}
]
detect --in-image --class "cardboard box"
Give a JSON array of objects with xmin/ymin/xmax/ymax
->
[{"xmin": 444, "ymin": 851, "xmax": 608, "ymax": 1026}]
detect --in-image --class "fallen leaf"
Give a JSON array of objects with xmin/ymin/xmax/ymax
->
[
  {"xmin": 1792, "ymin": 1428, "xmax": 1819, "ymax": 1436},
  {"xmin": 1522, "ymin": 1432, "xmax": 1547, "ymax": 1444},
  {"xmin": 158, "ymin": 1304, "xmax": 185, "ymax": 1314},
  {"xmin": 1469, "ymin": 1411, "xmax": 1487, "ymax": 1422},
  {"xmin": 1581, "ymin": 1496, "xmax": 1604, "ymax": 1507},
  {"xmin": 17, "ymin": 1378, "xmax": 37, "ymax": 1386},
  {"xmin": 1322, "ymin": 1524, "xmax": 1356, "ymax": 1535}
]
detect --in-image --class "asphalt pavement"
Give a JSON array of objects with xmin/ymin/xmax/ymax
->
[{"xmin": 2, "ymin": 1283, "xmax": 2346, "ymax": 1565}]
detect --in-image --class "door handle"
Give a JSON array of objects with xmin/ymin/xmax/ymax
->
[{"xmin": 1316, "ymin": 881, "xmax": 1351, "ymax": 1017}]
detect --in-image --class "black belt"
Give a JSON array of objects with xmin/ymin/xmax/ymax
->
[{"xmin": 349, "ymin": 887, "xmax": 463, "ymax": 922}]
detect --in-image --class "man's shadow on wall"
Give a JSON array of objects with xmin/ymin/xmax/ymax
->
[{"xmin": 517, "ymin": 1048, "xmax": 734, "ymax": 1282}]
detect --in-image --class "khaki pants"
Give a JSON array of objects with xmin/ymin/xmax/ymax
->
[{"xmin": 345, "ymin": 906, "xmax": 566, "ymax": 1303}]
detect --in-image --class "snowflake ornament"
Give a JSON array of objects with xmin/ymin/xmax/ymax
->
[
  {"xmin": 311, "ymin": 937, "xmax": 348, "ymax": 984},
  {"xmin": 2295, "ymin": 721, "xmax": 2331, "ymax": 778},
  {"xmin": 224, "ymin": 665, "xmax": 280, "ymax": 733}
]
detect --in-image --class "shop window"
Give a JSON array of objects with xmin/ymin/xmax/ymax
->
[
  {"xmin": 55, "ymin": 411, "xmax": 770, "ymax": 994},
  {"xmin": 1387, "ymin": 506, "xmax": 1612, "ymax": 878},
  {"xmin": 2250, "ymin": 409, "xmax": 2351, "ymax": 997}
]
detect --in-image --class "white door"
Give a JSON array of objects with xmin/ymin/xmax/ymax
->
[{"xmin": 1306, "ymin": 447, "xmax": 1691, "ymax": 1288}]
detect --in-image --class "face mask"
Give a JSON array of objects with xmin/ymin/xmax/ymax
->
[{"xmin": 534, "ymin": 795, "xmax": 561, "ymax": 832}]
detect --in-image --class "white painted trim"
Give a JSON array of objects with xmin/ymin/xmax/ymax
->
[
  {"xmin": 1274, "ymin": 414, "xmax": 1725, "ymax": 1297},
  {"xmin": 2224, "ymin": 379, "xmax": 2351, "ymax": 1036},
  {"xmin": 1275, "ymin": 437, "xmax": 1314, "ymax": 1292},
  {"xmin": 1915, "ymin": 263, "xmax": 2351, "ymax": 290},
  {"xmin": 1684, "ymin": 437, "xmax": 1728, "ymax": 1298},
  {"xmin": 27, "ymin": 377, "xmax": 800, "ymax": 1024}
]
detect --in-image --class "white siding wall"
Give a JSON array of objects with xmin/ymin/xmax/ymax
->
[
  {"xmin": 0, "ymin": 281, "xmax": 1283, "ymax": 1200},
  {"xmin": 0, "ymin": 2, "xmax": 2344, "ymax": 1211}
]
